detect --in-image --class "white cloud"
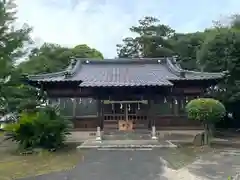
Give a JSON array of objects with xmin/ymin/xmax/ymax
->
[
  {"xmin": 14, "ymin": 0, "xmax": 240, "ymax": 58},
  {"xmin": 15, "ymin": 0, "xmax": 138, "ymax": 58}
]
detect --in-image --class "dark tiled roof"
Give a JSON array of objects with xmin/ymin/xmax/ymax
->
[{"xmin": 27, "ymin": 57, "xmax": 225, "ymax": 87}]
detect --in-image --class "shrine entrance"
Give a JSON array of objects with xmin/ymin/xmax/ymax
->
[
  {"xmin": 103, "ymin": 100, "xmax": 149, "ymax": 131},
  {"xmin": 118, "ymin": 103, "xmax": 133, "ymax": 131}
]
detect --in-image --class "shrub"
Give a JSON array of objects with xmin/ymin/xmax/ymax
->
[
  {"xmin": 186, "ymin": 98, "xmax": 226, "ymax": 124},
  {"xmin": 4, "ymin": 106, "xmax": 71, "ymax": 150},
  {"xmin": 186, "ymin": 98, "xmax": 226, "ymax": 145}
]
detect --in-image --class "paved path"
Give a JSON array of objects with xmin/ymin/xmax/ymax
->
[
  {"xmin": 187, "ymin": 149, "xmax": 240, "ymax": 179},
  {"xmin": 20, "ymin": 148, "xmax": 240, "ymax": 180},
  {"xmin": 21, "ymin": 149, "xmax": 166, "ymax": 180}
]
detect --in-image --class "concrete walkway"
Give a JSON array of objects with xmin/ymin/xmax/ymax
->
[
  {"xmin": 188, "ymin": 149, "xmax": 240, "ymax": 179},
  {"xmin": 161, "ymin": 149, "xmax": 240, "ymax": 180},
  {"xmin": 20, "ymin": 149, "xmax": 166, "ymax": 180},
  {"xmin": 77, "ymin": 139, "xmax": 177, "ymax": 149},
  {"xmin": 19, "ymin": 148, "xmax": 240, "ymax": 180}
]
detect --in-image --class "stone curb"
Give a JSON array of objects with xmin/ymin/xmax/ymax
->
[{"xmin": 77, "ymin": 144, "xmax": 177, "ymax": 149}]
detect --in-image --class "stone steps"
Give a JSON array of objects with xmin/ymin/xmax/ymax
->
[
  {"xmin": 77, "ymin": 140, "xmax": 177, "ymax": 149},
  {"xmin": 97, "ymin": 147, "xmax": 153, "ymax": 151},
  {"xmin": 103, "ymin": 130, "xmax": 151, "ymax": 140}
]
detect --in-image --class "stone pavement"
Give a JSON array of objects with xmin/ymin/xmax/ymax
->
[
  {"xmin": 77, "ymin": 139, "xmax": 177, "ymax": 149},
  {"xmin": 20, "ymin": 149, "xmax": 167, "ymax": 180},
  {"xmin": 19, "ymin": 148, "xmax": 240, "ymax": 180},
  {"xmin": 187, "ymin": 149, "xmax": 240, "ymax": 180},
  {"xmin": 162, "ymin": 149, "xmax": 240, "ymax": 180}
]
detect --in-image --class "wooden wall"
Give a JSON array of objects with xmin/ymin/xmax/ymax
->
[
  {"xmin": 154, "ymin": 115, "xmax": 202, "ymax": 130},
  {"xmin": 70, "ymin": 116, "xmax": 202, "ymax": 131},
  {"xmin": 72, "ymin": 117, "xmax": 98, "ymax": 131},
  {"xmin": 48, "ymin": 85, "xmax": 207, "ymax": 131}
]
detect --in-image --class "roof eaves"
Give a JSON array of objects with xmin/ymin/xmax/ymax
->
[
  {"xmin": 27, "ymin": 71, "xmax": 67, "ymax": 81},
  {"xmin": 79, "ymin": 84, "xmax": 173, "ymax": 87},
  {"xmin": 26, "ymin": 58, "xmax": 82, "ymax": 82},
  {"xmin": 166, "ymin": 57, "xmax": 225, "ymax": 80},
  {"xmin": 183, "ymin": 69, "xmax": 226, "ymax": 80},
  {"xmin": 79, "ymin": 81, "xmax": 173, "ymax": 87}
]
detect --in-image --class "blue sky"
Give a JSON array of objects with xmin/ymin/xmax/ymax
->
[{"xmin": 16, "ymin": 0, "xmax": 240, "ymax": 58}]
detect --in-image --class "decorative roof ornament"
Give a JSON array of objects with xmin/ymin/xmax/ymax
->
[
  {"xmin": 166, "ymin": 57, "xmax": 186, "ymax": 78},
  {"xmin": 67, "ymin": 57, "xmax": 76, "ymax": 70},
  {"xmin": 64, "ymin": 58, "xmax": 76, "ymax": 78},
  {"xmin": 64, "ymin": 58, "xmax": 82, "ymax": 78}
]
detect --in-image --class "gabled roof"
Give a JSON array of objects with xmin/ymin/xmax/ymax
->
[{"xmin": 27, "ymin": 57, "xmax": 225, "ymax": 87}]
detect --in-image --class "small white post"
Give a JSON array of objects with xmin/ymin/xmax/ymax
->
[
  {"xmin": 96, "ymin": 126, "xmax": 101, "ymax": 141},
  {"xmin": 151, "ymin": 126, "xmax": 157, "ymax": 140}
]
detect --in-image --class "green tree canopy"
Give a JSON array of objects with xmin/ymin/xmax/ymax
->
[
  {"xmin": 197, "ymin": 23, "xmax": 240, "ymax": 103},
  {"xmin": 17, "ymin": 43, "xmax": 103, "ymax": 74},
  {"xmin": 117, "ymin": 16, "xmax": 175, "ymax": 58},
  {"xmin": 0, "ymin": 0, "xmax": 33, "ymax": 112}
]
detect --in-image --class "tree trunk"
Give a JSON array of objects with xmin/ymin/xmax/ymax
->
[
  {"xmin": 204, "ymin": 124, "xmax": 209, "ymax": 145},
  {"xmin": 203, "ymin": 123, "xmax": 214, "ymax": 145},
  {"xmin": 208, "ymin": 123, "xmax": 215, "ymax": 145}
]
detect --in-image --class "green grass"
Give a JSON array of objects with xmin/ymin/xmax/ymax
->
[{"xmin": 0, "ymin": 138, "xmax": 83, "ymax": 180}]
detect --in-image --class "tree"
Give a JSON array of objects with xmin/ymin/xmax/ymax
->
[
  {"xmin": 186, "ymin": 98, "xmax": 226, "ymax": 145},
  {"xmin": 194, "ymin": 14, "xmax": 240, "ymax": 128},
  {"xmin": 14, "ymin": 43, "xmax": 104, "ymax": 112},
  {"xmin": 2, "ymin": 70, "xmax": 40, "ymax": 113},
  {"xmin": 17, "ymin": 43, "xmax": 104, "ymax": 74},
  {"xmin": 197, "ymin": 26, "xmax": 240, "ymax": 102},
  {"xmin": 196, "ymin": 28, "xmax": 231, "ymax": 72},
  {"xmin": 117, "ymin": 16, "xmax": 175, "ymax": 58},
  {"xmin": 0, "ymin": 0, "xmax": 33, "ymax": 112},
  {"xmin": 170, "ymin": 32, "xmax": 205, "ymax": 70}
]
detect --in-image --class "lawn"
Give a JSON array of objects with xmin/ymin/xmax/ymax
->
[{"xmin": 0, "ymin": 136, "xmax": 83, "ymax": 180}]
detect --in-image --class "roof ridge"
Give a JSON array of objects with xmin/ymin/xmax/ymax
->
[
  {"xmin": 76, "ymin": 57, "xmax": 167, "ymax": 61},
  {"xmin": 75, "ymin": 57, "xmax": 168, "ymax": 64}
]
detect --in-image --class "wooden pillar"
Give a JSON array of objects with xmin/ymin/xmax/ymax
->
[
  {"xmin": 72, "ymin": 98, "xmax": 77, "ymax": 118},
  {"xmin": 125, "ymin": 103, "xmax": 128, "ymax": 122},
  {"xmin": 149, "ymin": 98, "xmax": 157, "ymax": 139},
  {"xmin": 97, "ymin": 99, "xmax": 103, "ymax": 130},
  {"xmin": 148, "ymin": 99, "xmax": 155, "ymax": 129}
]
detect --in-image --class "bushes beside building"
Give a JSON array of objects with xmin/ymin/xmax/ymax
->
[
  {"xmin": 4, "ymin": 106, "xmax": 71, "ymax": 151},
  {"xmin": 186, "ymin": 98, "xmax": 226, "ymax": 144}
]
